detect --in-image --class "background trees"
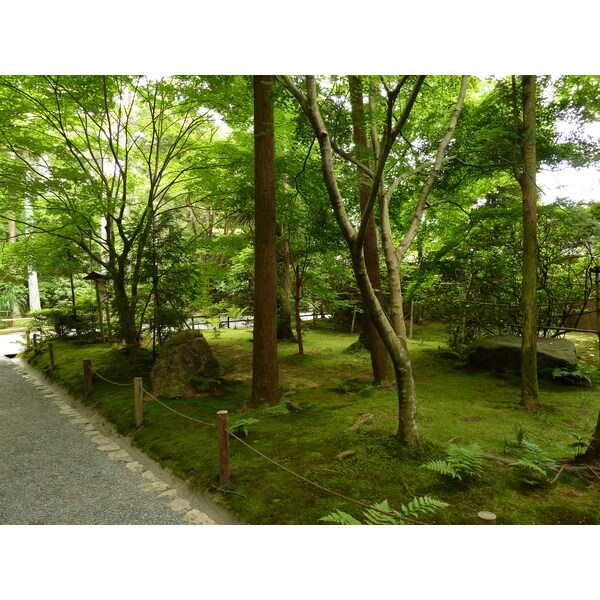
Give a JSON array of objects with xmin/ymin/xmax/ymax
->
[{"xmin": 1, "ymin": 74, "xmax": 599, "ymax": 434}]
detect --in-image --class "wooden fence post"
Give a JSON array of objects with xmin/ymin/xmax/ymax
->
[
  {"xmin": 134, "ymin": 377, "xmax": 144, "ymax": 428},
  {"xmin": 217, "ymin": 410, "xmax": 230, "ymax": 486},
  {"xmin": 48, "ymin": 343, "xmax": 55, "ymax": 369},
  {"xmin": 83, "ymin": 359, "xmax": 93, "ymax": 397},
  {"xmin": 477, "ymin": 511, "xmax": 497, "ymax": 524},
  {"xmin": 33, "ymin": 333, "xmax": 37, "ymax": 348}
]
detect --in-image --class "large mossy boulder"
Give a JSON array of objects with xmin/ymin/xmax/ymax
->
[
  {"xmin": 151, "ymin": 330, "xmax": 220, "ymax": 398},
  {"xmin": 467, "ymin": 335, "xmax": 577, "ymax": 376}
]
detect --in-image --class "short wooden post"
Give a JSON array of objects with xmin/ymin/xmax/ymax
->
[
  {"xmin": 477, "ymin": 511, "xmax": 497, "ymax": 525},
  {"xmin": 83, "ymin": 359, "xmax": 93, "ymax": 397},
  {"xmin": 217, "ymin": 410, "xmax": 230, "ymax": 486},
  {"xmin": 133, "ymin": 377, "xmax": 144, "ymax": 428},
  {"xmin": 48, "ymin": 343, "xmax": 55, "ymax": 369},
  {"xmin": 26, "ymin": 331, "xmax": 31, "ymax": 347},
  {"xmin": 33, "ymin": 333, "xmax": 37, "ymax": 348}
]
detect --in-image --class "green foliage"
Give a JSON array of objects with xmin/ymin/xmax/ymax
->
[
  {"xmin": 330, "ymin": 377, "xmax": 373, "ymax": 395},
  {"xmin": 550, "ymin": 362, "xmax": 595, "ymax": 387},
  {"xmin": 501, "ymin": 424, "xmax": 558, "ymax": 482},
  {"xmin": 205, "ymin": 316, "xmax": 223, "ymax": 339},
  {"xmin": 230, "ymin": 417, "xmax": 259, "ymax": 438},
  {"xmin": 189, "ymin": 375, "xmax": 221, "ymax": 393},
  {"xmin": 509, "ymin": 440, "xmax": 559, "ymax": 484},
  {"xmin": 502, "ymin": 424, "xmax": 531, "ymax": 454},
  {"xmin": 320, "ymin": 496, "xmax": 449, "ymax": 525},
  {"xmin": 562, "ymin": 433, "xmax": 593, "ymax": 457},
  {"xmin": 29, "ymin": 305, "xmax": 98, "ymax": 339},
  {"xmin": 421, "ymin": 444, "xmax": 485, "ymax": 481}
]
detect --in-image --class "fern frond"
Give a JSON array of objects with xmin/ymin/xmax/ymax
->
[
  {"xmin": 421, "ymin": 460, "xmax": 462, "ymax": 480},
  {"xmin": 319, "ymin": 510, "xmax": 362, "ymax": 525}
]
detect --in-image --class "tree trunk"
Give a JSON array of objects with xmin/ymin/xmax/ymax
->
[
  {"xmin": 581, "ymin": 411, "xmax": 600, "ymax": 463},
  {"xmin": 23, "ymin": 197, "xmax": 41, "ymax": 312},
  {"xmin": 293, "ymin": 265, "xmax": 304, "ymax": 356},
  {"xmin": 277, "ymin": 237, "xmax": 296, "ymax": 341},
  {"xmin": 251, "ymin": 75, "xmax": 281, "ymax": 407},
  {"xmin": 517, "ymin": 75, "xmax": 539, "ymax": 409},
  {"xmin": 348, "ymin": 75, "xmax": 393, "ymax": 385},
  {"xmin": 349, "ymin": 246, "xmax": 420, "ymax": 447},
  {"xmin": 112, "ymin": 273, "xmax": 140, "ymax": 347}
]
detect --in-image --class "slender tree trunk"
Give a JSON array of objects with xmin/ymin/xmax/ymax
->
[
  {"xmin": 349, "ymin": 75, "xmax": 392, "ymax": 385},
  {"xmin": 277, "ymin": 237, "xmax": 296, "ymax": 341},
  {"xmin": 281, "ymin": 75, "xmax": 421, "ymax": 448},
  {"xmin": 293, "ymin": 265, "xmax": 304, "ymax": 356},
  {"xmin": 23, "ymin": 197, "xmax": 41, "ymax": 311},
  {"xmin": 516, "ymin": 75, "xmax": 539, "ymax": 409},
  {"xmin": 251, "ymin": 75, "xmax": 281, "ymax": 407},
  {"xmin": 6, "ymin": 215, "xmax": 19, "ymax": 321},
  {"xmin": 581, "ymin": 410, "xmax": 600, "ymax": 463}
]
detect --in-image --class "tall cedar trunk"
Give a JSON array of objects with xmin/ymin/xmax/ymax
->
[
  {"xmin": 518, "ymin": 75, "xmax": 539, "ymax": 409},
  {"xmin": 251, "ymin": 75, "xmax": 281, "ymax": 407},
  {"xmin": 348, "ymin": 76, "xmax": 393, "ymax": 385}
]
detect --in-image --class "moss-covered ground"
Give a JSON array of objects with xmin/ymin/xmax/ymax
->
[{"xmin": 24, "ymin": 321, "xmax": 600, "ymax": 525}]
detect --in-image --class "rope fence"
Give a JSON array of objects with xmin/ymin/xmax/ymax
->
[{"xmin": 75, "ymin": 357, "xmax": 495, "ymax": 525}]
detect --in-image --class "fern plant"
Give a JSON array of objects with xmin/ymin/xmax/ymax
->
[
  {"xmin": 320, "ymin": 496, "xmax": 449, "ymax": 525},
  {"xmin": 509, "ymin": 440, "xmax": 558, "ymax": 484},
  {"xmin": 421, "ymin": 444, "xmax": 485, "ymax": 481},
  {"xmin": 551, "ymin": 362, "xmax": 595, "ymax": 387},
  {"xmin": 562, "ymin": 433, "xmax": 593, "ymax": 458},
  {"xmin": 230, "ymin": 417, "xmax": 259, "ymax": 438}
]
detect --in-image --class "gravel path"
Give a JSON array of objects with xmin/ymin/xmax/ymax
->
[{"xmin": 0, "ymin": 356, "xmax": 241, "ymax": 525}]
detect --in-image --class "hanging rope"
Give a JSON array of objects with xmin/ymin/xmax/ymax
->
[
  {"xmin": 142, "ymin": 387, "xmax": 216, "ymax": 428},
  {"xmin": 91, "ymin": 370, "xmax": 134, "ymax": 387}
]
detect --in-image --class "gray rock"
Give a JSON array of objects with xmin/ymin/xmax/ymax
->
[
  {"xmin": 467, "ymin": 335, "xmax": 577, "ymax": 375},
  {"xmin": 151, "ymin": 330, "xmax": 220, "ymax": 398}
]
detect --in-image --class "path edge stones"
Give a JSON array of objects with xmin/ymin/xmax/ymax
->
[{"xmin": 12, "ymin": 357, "xmax": 243, "ymax": 526}]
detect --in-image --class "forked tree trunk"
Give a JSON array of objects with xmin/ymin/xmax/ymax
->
[
  {"xmin": 282, "ymin": 75, "xmax": 468, "ymax": 449},
  {"xmin": 251, "ymin": 75, "xmax": 281, "ymax": 407},
  {"xmin": 348, "ymin": 75, "xmax": 393, "ymax": 385}
]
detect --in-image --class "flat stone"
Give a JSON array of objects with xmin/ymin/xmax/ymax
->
[
  {"xmin": 157, "ymin": 489, "xmax": 178, "ymax": 499},
  {"xmin": 141, "ymin": 471, "xmax": 159, "ymax": 482},
  {"xmin": 69, "ymin": 417, "xmax": 90, "ymax": 424},
  {"xmin": 90, "ymin": 435, "xmax": 111, "ymax": 445},
  {"xmin": 138, "ymin": 481, "xmax": 170, "ymax": 493},
  {"xmin": 97, "ymin": 442, "xmax": 120, "ymax": 452},
  {"xmin": 468, "ymin": 335, "xmax": 577, "ymax": 376},
  {"xmin": 184, "ymin": 510, "xmax": 215, "ymax": 525},
  {"xmin": 125, "ymin": 461, "xmax": 146, "ymax": 474},
  {"xmin": 168, "ymin": 498, "xmax": 191, "ymax": 513},
  {"xmin": 106, "ymin": 449, "xmax": 132, "ymax": 462}
]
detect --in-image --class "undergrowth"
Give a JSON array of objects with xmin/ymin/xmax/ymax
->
[{"xmin": 22, "ymin": 322, "xmax": 600, "ymax": 525}]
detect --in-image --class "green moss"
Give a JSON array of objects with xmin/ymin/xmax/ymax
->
[{"xmin": 24, "ymin": 323, "xmax": 600, "ymax": 525}]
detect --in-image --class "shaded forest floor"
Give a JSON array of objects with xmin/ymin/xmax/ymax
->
[{"xmin": 25, "ymin": 320, "xmax": 600, "ymax": 524}]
